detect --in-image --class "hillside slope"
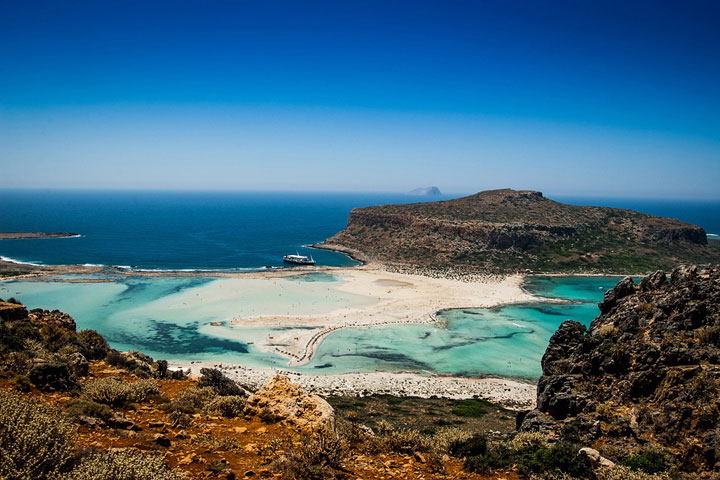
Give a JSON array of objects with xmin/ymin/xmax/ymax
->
[{"xmin": 320, "ymin": 189, "xmax": 720, "ymax": 273}]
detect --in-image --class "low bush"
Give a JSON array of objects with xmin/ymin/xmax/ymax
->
[
  {"xmin": 28, "ymin": 360, "xmax": 76, "ymax": 391},
  {"xmin": 0, "ymin": 390, "xmax": 76, "ymax": 479},
  {"xmin": 10, "ymin": 374, "xmax": 32, "ymax": 392},
  {"xmin": 63, "ymin": 449, "xmax": 186, "ymax": 480},
  {"xmin": 198, "ymin": 368, "xmax": 244, "ymax": 396},
  {"xmin": 106, "ymin": 350, "xmax": 126, "ymax": 367},
  {"xmin": 205, "ymin": 395, "xmax": 246, "ymax": 418},
  {"xmin": 449, "ymin": 433, "xmax": 487, "ymax": 458},
  {"xmin": 270, "ymin": 432, "xmax": 346, "ymax": 480},
  {"xmin": 369, "ymin": 420, "xmax": 434, "ymax": 454},
  {"xmin": 623, "ymin": 448, "xmax": 672, "ymax": 474},
  {"xmin": 595, "ymin": 464, "xmax": 672, "ymax": 480},
  {"xmin": 167, "ymin": 387, "xmax": 217, "ymax": 414},
  {"xmin": 63, "ymin": 397, "xmax": 113, "ymax": 422},
  {"xmin": 82, "ymin": 377, "xmax": 160, "ymax": 407},
  {"xmin": 450, "ymin": 398, "xmax": 490, "ymax": 418},
  {"xmin": 77, "ymin": 330, "xmax": 109, "ymax": 360},
  {"xmin": 452, "ymin": 434, "xmax": 595, "ymax": 479}
]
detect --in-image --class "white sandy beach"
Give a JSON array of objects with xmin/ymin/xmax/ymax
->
[
  {"xmin": 226, "ymin": 265, "xmax": 537, "ymax": 366},
  {"xmin": 170, "ymin": 361, "xmax": 537, "ymax": 409}
]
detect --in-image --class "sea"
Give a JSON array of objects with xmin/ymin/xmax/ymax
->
[
  {"xmin": 1, "ymin": 190, "xmax": 719, "ymax": 380},
  {"xmin": 1, "ymin": 190, "xmax": 718, "ymax": 269}
]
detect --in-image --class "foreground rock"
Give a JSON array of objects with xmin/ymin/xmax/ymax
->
[
  {"xmin": 519, "ymin": 265, "xmax": 720, "ymax": 475},
  {"xmin": 245, "ymin": 375, "xmax": 336, "ymax": 434}
]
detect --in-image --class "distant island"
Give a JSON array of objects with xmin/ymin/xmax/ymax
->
[
  {"xmin": 407, "ymin": 186, "xmax": 441, "ymax": 196},
  {"xmin": 0, "ymin": 232, "xmax": 80, "ymax": 240},
  {"xmin": 320, "ymin": 188, "xmax": 720, "ymax": 274}
]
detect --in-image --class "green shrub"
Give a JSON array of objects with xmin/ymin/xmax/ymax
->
[
  {"xmin": 77, "ymin": 330, "xmax": 109, "ymax": 360},
  {"xmin": 38, "ymin": 324, "xmax": 75, "ymax": 353},
  {"xmin": 623, "ymin": 448, "xmax": 672, "ymax": 474},
  {"xmin": 205, "ymin": 395, "xmax": 245, "ymax": 418},
  {"xmin": 460, "ymin": 438, "xmax": 594, "ymax": 479},
  {"xmin": 270, "ymin": 432, "xmax": 345, "ymax": 480},
  {"xmin": 63, "ymin": 449, "xmax": 186, "ymax": 480},
  {"xmin": 0, "ymin": 390, "xmax": 76, "ymax": 479},
  {"xmin": 450, "ymin": 398, "xmax": 490, "ymax": 418},
  {"xmin": 28, "ymin": 361, "xmax": 76, "ymax": 391},
  {"xmin": 168, "ymin": 387, "xmax": 217, "ymax": 414},
  {"xmin": 198, "ymin": 368, "xmax": 244, "ymax": 396},
  {"xmin": 63, "ymin": 397, "xmax": 113, "ymax": 422},
  {"xmin": 106, "ymin": 350, "xmax": 127, "ymax": 367},
  {"xmin": 11, "ymin": 374, "xmax": 32, "ymax": 392},
  {"xmin": 370, "ymin": 420, "xmax": 433, "ymax": 454},
  {"xmin": 82, "ymin": 377, "xmax": 160, "ymax": 407},
  {"xmin": 449, "ymin": 433, "xmax": 487, "ymax": 458}
]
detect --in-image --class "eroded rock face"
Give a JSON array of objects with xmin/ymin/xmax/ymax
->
[
  {"xmin": 520, "ymin": 265, "xmax": 720, "ymax": 475},
  {"xmin": 245, "ymin": 375, "xmax": 335, "ymax": 434}
]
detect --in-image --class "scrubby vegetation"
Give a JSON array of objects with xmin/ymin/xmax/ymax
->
[
  {"xmin": 0, "ymin": 390, "xmax": 76, "ymax": 479},
  {"xmin": 162, "ymin": 385, "xmax": 245, "ymax": 419},
  {"xmin": 198, "ymin": 367, "xmax": 245, "ymax": 396},
  {"xmin": 63, "ymin": 449, "xmax": 186, "ymax": 480},
  {"xmin": 82, "ymin": 377, "xmax": 160, "ymax": 407}
]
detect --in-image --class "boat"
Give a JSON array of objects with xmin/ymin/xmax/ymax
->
[{"xmin": 283, "ymin": 252, "xmax": 316, "ymax": 265}]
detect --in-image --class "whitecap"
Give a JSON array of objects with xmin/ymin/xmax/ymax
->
[{"xmin": 0, "ymin": 255, "xmax": 44, "ymax": 266}]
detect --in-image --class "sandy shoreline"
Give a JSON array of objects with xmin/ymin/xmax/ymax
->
[
  {"xmin": 226, "ymin": 267, "xmax": 536, "ymax": 366},
  {"xmin": 170, "ymin": 361, "xmax": 537, "ymax": 409}
]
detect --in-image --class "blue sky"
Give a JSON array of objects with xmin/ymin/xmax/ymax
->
[{"xmin": 1, "ymin": 0, "xmax": 719, "ymax": 197}]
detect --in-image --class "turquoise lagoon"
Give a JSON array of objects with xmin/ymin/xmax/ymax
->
[{"xmin": 0, "ymin": 274, "xmax": 621, "ymax": 380}]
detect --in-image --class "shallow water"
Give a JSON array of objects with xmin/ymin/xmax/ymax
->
[
  {"xmin": 0, "ymin": 274, "xmax": 621, "ymax": 380},
  {"xmin": 301, "ymin": 276, "xmax": 621, "ymax": 379}
]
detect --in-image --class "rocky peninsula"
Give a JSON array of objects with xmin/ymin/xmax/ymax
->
[{"xmin": 319, "ymin": 188, "xmax": 720, "ymax": 274}]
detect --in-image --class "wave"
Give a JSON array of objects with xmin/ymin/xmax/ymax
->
[
  {"xmin": 0, "ymin": 255, "xmax": 44, "ymax": 266},
  {"xmin": 129, "ymin": 266, "xmax": 272, "ymax": 273},
  {"xmin": 80, "ymin": 263, "xmax": 105, "ymax": 267},
  {"xmin": 708, "ymin": 233, "xmax": 719, "ymax": 239}
]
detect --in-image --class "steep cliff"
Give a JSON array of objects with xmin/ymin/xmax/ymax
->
[
  {"xmin": 519, "ymin": 265, "xmax": 720, "ymax": 476},
  {"xmin": 321, "ymin": 189, "xmax": 719, "ymax": 273}
]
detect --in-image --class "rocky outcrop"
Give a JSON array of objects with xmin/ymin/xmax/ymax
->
[
  {"xmin": 244, "ymin": 375, "xmax": 335, "ymax": 434},
  {"xmin": 519, "ymin": 265, "xmax": 720, "ymax": 475},
  {"xmin": 322, "ymin": 189, "xmax": 718, "ymax": 273},
  {"xmin": 28, "ymin": 309, "xmax": 77, "ymax": 331},
  {"xmin": 0, "ymin": 302, "xmax": 28, "ymax": 322}
]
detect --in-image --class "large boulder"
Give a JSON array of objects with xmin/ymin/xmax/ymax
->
[{"xmin": 244, "ymin": 375, "xmax": 335, "ymax": 434}]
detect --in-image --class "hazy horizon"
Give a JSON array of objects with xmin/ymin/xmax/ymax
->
[{"xmin": 2, "ymin": 1, "xmax": 719, "ymax": 198}]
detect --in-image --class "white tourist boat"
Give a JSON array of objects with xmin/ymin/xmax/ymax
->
[{"xmin": 283, "ymin": 252, "xmax": 316, "ymax": 265}]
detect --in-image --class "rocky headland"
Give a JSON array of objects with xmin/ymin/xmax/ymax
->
[
  {"xmin": 320, "ymin": 189, "xmax": 720, "ymax": 274},
  {"xmin": 519, "ymin": 265, "xmax": 720, "ymax": 477}
]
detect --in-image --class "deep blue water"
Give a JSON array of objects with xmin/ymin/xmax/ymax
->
[
  {"xmin": 1, "ymin": 190, "xmax": 718, "ymax": 269},
  {"xmin": 0, "ymin": 190, "xmax": 458, "ymax": 269}
]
